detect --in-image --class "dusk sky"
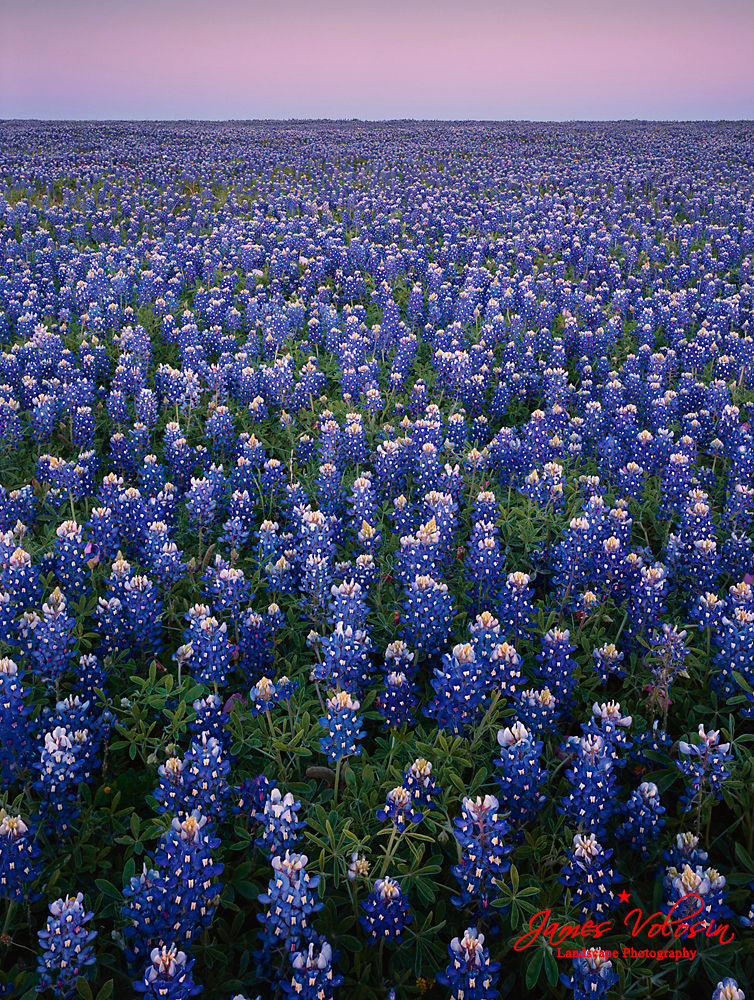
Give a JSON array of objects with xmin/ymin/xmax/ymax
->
[{"xmin": 2, "ymin": 0, "xmax": 753, "ymax": 121}]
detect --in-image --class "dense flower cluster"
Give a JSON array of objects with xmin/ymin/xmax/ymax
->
[
  {"xmin": 436, "ymin": 927, "xmax": 501, "ymax": 1000},
  {"xmin": 0, "ymin": 119, "xmax": 752, "ymax": 998},
  {"xmin": 36, "ymin": 893, "xmax": 97, "ymax": 999}
]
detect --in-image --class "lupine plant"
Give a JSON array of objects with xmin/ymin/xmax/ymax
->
[{"xmin": 0, "ymin": 120, "xmax": 752, "ymax": 1000}]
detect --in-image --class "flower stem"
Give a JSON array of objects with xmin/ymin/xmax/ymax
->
[{"xmin": 334, "ymin": 758, "xmax": 342, "ymax": 807}]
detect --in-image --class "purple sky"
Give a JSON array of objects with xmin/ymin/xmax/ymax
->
[{"xmin": 2, "ymin": 0, "xmax": 753, "ymax": 120}]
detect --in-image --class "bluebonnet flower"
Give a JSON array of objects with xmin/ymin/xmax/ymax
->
[
  {"xmin": 319, "ymin": 691, "xmax": 365, "ymax": 764},
  {"xmin": 206, "ymin": 404, "xmax": 237, "ymax": 457},
  {"xmin": 219, "ymin": 516, "xmax": 248, "ymax": 553},
  {"xmin": 121, "ymin": 864, "xmax": 170, "ymax": 970},
  {"xmin": 497, "ymin": 571, "xmax": 535, "ymax": 639},
  {"xmin": 282, "ymin": 936, "xmax": 343, "ymax": 1000},
  {"xmin": 45, "ymin": 696, "xmax": 102, "ymax": 783},
  {"xmin": 181, "ymin": 607, "xmax": 232, "ymax": 687},
  {"xmin": 185, "ymin": 471, "xmax": 226, "ymax": 533},
  {"xmin": 348, "ymin": 474, "xmax": 377, "ymax": 527},
  {"xmin": 122, "ymin": 572, "xmax": 163, "ymax": 655},
  {"xmin": 54, "ymin": 520, "xmax": 93, "ymax": 598},
  {"xmin": 626, "ymin": 562, "xmax": 669, "ymax": 642},
  {"xmin": 631, "ymin": 719, "xmax": 673, "ymax": 771},
  {"xmin": 495, "ymin": 722, "xmax": 547, "ymax": 832},
  {"xmin": 514, "ymin": 686, "xmax": 559, "ymax": 736},
  {"xmin": 436, "ymin": 927, "xmax": 500, "ymax": 1000},
  {"xmin": 74, "ymin": 653, "xmax": 109, "ymax": 703},
  {"xmin": 249, "ymin": 674, "xmax": 297, "ymax": 716},
  {"xmin": 394, "ymin": 530, "xmax": 439, "ymax": 591},
  {"xmin": 646, "ymin": 623, "xmax": 690, "ymax": 710},
  {"xmin": 360, "ymin": 877, "xmax": 412, "ymax": 944},
  {"xmin": 329, "ymin": 580, "xmax": 371, "ymax": 629},
  {"xmin": 179, "ymin": 733, "xmax": 231, "ymax": 820},
  {"xmin": 255, "ymin": 789, "xmax": 306, "ymax": 859},
  {"xmin": 451, "ymin": 795, "xmax": 511, "ymax": 918},
  {"xmin": 189, "ymin": 694, "xmax": 230, "ymax": 751},
  {"xmin": 663, "ymin": 831, "xmax": 709, "ymax": 872},
  {"xmin": 376, "ymin": 669, "xmax": 417, "ymax": 729},
  {"xmin": 559, "ymin": 732, "xmax": 618, "ymax": 837},
  {"xmin": 712, "ymin": 979, "xmax": 745, "ymax": 1000},
  {"xmin": 0, "ymin": 655, "xmax": 34, "ymax": 786},
  {"xmin": 257, "ymin": 851, "xmax": 322, "ymax": 958},
  {"xmin": 154, "ymin": 756, "xmax": 187, "ymax": 816},
  {"xmin": 560, "ymin": 833, "xmax": 622, "ymax": 919},
  {"xmin": 401, "ymin": 574, "xmax": 454, "ymax": 656},
  {"xmin": 22, "ymin": 587, "xmax": 76, "ymax": 686},
  {"xmin": 376, "ymin": 786, "xmax": 422, "ymax": 832},
  {"xmin": 37, "ymin": 892, "xmax": 97, "ymax": 999},
  {"xmin": 402, "ymin": 758, "xmax": 441, "ymax": 816},
  {"xmin": 347, "ymin": 852, "xmax": 371, "ymax": 882},
  {"xmin": 588, "ymin": 700, "xmax": 633, "ymax": 753},
  {"xmin": 677, "ymin": 724, "xmax": 733, "ymax": 812},
  {"xmin": 234, "ymin": 774, "xmax": 276, "ymax": 830},
  {"xmin": 388, "ymin": 494, "xmax": 414, "ymax": 539},
  {"xmin": 317, "ymin": 622, "xmax": 374, "ymax": 694},
  {"xmin": 35, "ymin": 727, "xmax": 92, "ymax": 835},
  {"xmin": 664, "ymin": 862, "xmax": 731, "ymax": 924},
  {"xmin": 616, "ymin": 781, "xmax": 666, "ymax": 854},
  {"xmin": 592, "ymin": 643, "xmax": 625, "ymax": 684},
  {"xmin": 203, "ymin": 557, "xmax": 250, "ymax": 623},
  {"xmin": 134, "ymin": 945, "xmax": 202, "ymax": 999},
  {"xmin": 535, "ymin": 628, "xmax": 578, "ymax": 710},
  {"xmin": 0, "ymin": 536, "xmax": 40, "ymax": 613},
  {"xmin": 712, "ymin": 605, "xmax": 754, "ymax": 704},
  {"xmin": 86, "ymin": 507, "xmax": 120, "ymax": 562},
  {"xmin": 0, "ymin": 811, "xmax": 40, "ymax": 901},
  {"xmin": 237, "ymin": 607, "xmax": 275, "ymax": 682},
  {"xmin": 139, "ymin": 456, "xmax": 168, "ymax": 499},
  {"xmin": 561, "ymin": 949, "xmax": 619, "ymax": 1000},
  {"xmin": 464, "ymin": 521, "xmax": 505, "ymax": 614},
  {"xmin": 469, "ymin": 614, "xmax": 523, "ymax": 696},
  {"xmin": 300, "ymin": 552, "xmax": 332, "ymax": 612},
  {"xmin": 154, "ymin": 811, "xmax": 224, "ymax": 948},
  {"xmin": 738, "ymin": 883, "xmax": 754, "ymax": 929},
  {"xmin": 426, "ymin": 642, "xmax": 486, "ymax": 734}
]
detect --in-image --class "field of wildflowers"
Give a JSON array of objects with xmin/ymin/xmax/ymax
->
[{"xmin": 0, "ymin": 119, "xmax": 753, "ymax": 1000}]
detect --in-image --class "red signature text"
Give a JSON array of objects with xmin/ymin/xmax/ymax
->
[{"xmin": 514, "ymin": 895, "xmax": 736, "ymax": 952}]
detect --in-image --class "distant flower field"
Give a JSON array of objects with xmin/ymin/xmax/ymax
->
[{"xmin": 0, "ymin": 120, "xmax": 753, "ymax": 1000}]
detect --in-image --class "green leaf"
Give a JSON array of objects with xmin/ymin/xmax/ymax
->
[
  {"xmin": 735, "ymin": 841, "xmax": 754, "ymax": 872},
  {"xmin": 525, "ymin": 949, "xmax": 544, "ymax": 990},
  {"xmin": 510, "ymin": 864, "xmax": 519, "ymax": 892},
  {"xmin": 543, "ymin": 949, "xmax": 559, "ymax": 987},
  {"xmin": 94, "ymin": 879, "xmax": 121, "ymax": 900},
  {"xmin": 76, "ymin": 981, "xmax": 93, "ymax": 1000}
]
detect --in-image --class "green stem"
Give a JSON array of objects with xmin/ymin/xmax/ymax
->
[
  {"xmin": 614, "ymin": 607, "xmax": 629, "ymax": 644},
  {"xmin": 1, "ymin": 900, "xmax": 16, "ymax": 940},
  {"xmin": 379, "ymin": 824, "xmax": 406, "ymax": 878},
  {"xmin": 695, "ymin": 791, "xmax": 704, "ymax": 838},
  {"xmin": 470, "ymin": 690, "xmax": 501, "ymax": 751},
  {"xmin": 334, "ymin": 758, "xmax": 342, "ymax": 807},
  {"xmin": 266, "ymin": 708, "xmax": 285, "ymax": 778}
]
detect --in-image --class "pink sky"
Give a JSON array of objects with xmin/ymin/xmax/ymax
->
[{"xmin": 1, "ymin": 0, "xmax": 753, "ymax": 119}]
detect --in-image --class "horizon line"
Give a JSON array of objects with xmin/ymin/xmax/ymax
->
[{"xmin": 3, "ymin": 116, "xmax": 753, "ymax": 125}]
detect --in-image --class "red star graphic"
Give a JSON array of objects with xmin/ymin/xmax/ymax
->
[{"xmin": 617, "ymin": 890, "xmax": 631, "ymax": 904}]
